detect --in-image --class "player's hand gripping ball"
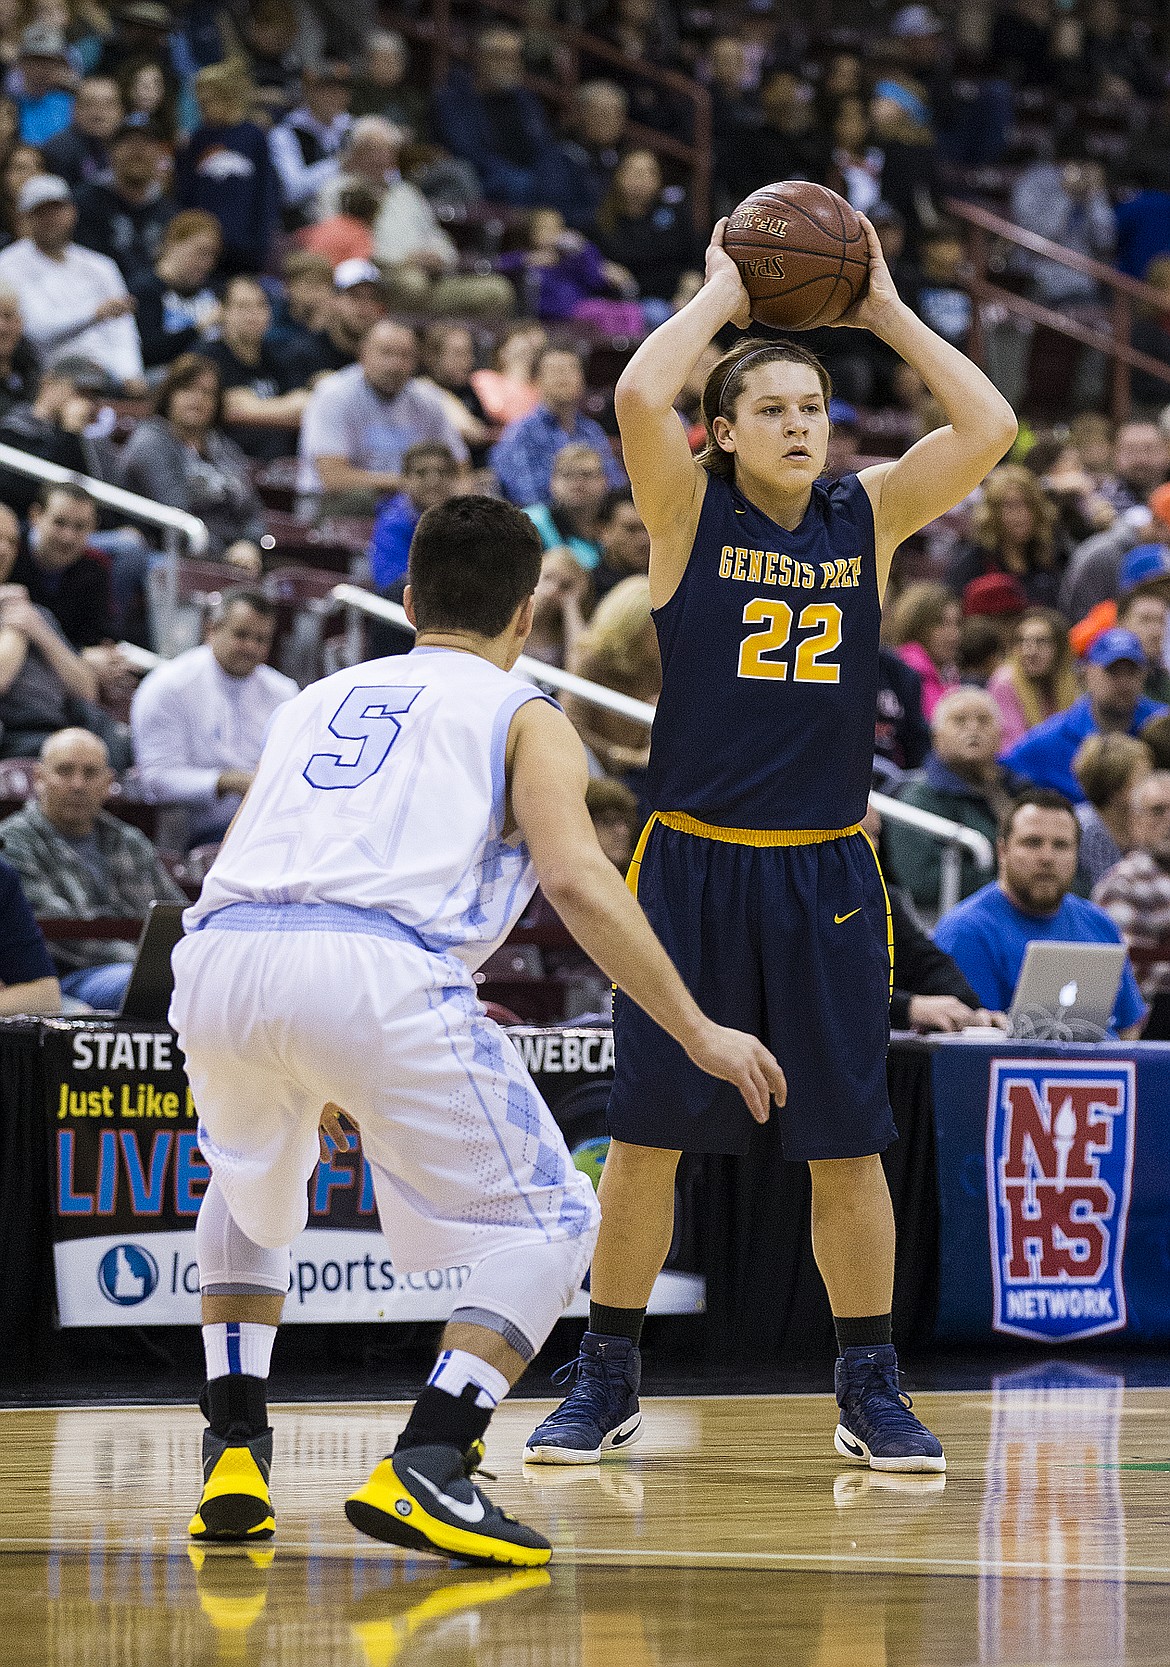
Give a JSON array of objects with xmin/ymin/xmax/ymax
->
[{"xmin": 723, "ymin": 181, "xmax": 871, "ymax": 330}]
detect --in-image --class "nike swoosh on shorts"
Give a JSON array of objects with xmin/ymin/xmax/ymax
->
[
  {"xmin": 834, "ymin": 909, "xmax": 861, "ymax": 924},
  {"xmin": 406, "ymin": 1468, "xmax": 486, "ymax": 1524}
]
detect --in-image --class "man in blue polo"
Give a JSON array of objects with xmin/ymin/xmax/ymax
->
[
  {"xmin": 934, "ymin": 788, "xmax": 1146, "ymax": 1034},
  {"xmin": 1001, "ymin": 627, "xmax": 1166, "ymax": 802}
]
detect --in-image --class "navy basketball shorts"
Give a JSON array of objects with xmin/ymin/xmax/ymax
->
[{"xmin": 607, "ymin": 816, "xmax": 898, "ymax": 1160}]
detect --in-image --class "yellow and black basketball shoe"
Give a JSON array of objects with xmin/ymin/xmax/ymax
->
[
  {"xmin": 345, "ymin": 1443, "xmax": 551, "ymax": 1568},
  {"xmin": 189, "ymin": 1379, "xmax": 276, "ymax": 1542}
]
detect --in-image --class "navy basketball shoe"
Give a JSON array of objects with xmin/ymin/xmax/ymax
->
[
  {"xmin": 833, "ymin": 1345, "xmax": 945, "ymax": 1473},
  {"xmin": 524, "ymin": 1332, "xmax": 642, "ymax": 1464}
]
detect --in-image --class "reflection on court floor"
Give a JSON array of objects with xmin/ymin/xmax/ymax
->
[{"xmin": 0, "ymin": 1383, "xmax": 1166, "ymax": 1664}]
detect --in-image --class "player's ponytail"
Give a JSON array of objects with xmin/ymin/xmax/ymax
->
[{"xmin": 697, "ymin": 338, "xmax": 833, "ymax": 480}]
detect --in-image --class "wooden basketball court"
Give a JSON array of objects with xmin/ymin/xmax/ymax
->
[{"xmin": 1, "ymin": 1383, "xmax": 1167, "ymax": 1663}]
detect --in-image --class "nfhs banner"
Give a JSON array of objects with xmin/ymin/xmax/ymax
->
[
  {"xmin": 46, "ymin": 1020, "xmax": 702, "ymax": 1328},
  {"xmin": 933, "ymin": 1039, "xmax": 1170, "ymax": 1345}
]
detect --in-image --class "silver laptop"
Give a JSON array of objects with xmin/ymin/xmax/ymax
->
[{"xmin": 1009, "ymin": 941, "xmax": 1127, "ymax": 1038}]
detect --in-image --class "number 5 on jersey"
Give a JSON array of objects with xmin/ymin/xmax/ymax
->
[
  {"xmin": 738, "ymin": 601, "xmax": 843, "ymax": 683},
  {"xmin": 304, "ymin": 686, "xmax": 423, "ymax": 789}
]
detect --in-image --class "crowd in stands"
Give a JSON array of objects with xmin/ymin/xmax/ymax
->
[{"xmin": 1, "ymin": 0, "xmax": 1170, "ymax": 1034}]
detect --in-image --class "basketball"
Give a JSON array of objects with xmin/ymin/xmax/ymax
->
[{"xmin": 723, "ymin": 181, "xmax": 870, "ymax": 331}]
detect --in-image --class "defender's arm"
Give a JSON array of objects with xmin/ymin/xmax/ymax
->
[{"xmin": 508, "ymin": 698, "xmax": 786, "ymax": 1121}]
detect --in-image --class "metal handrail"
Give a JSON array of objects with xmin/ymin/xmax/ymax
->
[
  {"xmin": 335, "ymin": 583, "xmax": 993, "ymax": 916},
  {"xmin": 404, "ymin": 0, "xmax": 712, "ymax": 229},
  {"xmin": 332, "ymin": 585, "xmax": 657, "ymax": 723},
  {"xmin": 946, "ymin": 197, "xmax": 1170, "ymax": 422},
  {"xmin": 0, "ymin": 442, "xmax": 209, "ymax": 555}
]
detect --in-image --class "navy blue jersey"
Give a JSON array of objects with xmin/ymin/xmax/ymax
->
[{"xmin": 646, "ymin": 471, "xmax": 881, "ymax": 831}]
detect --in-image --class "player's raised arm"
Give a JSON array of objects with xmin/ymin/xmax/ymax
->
[
  {"xmin": 507, "ymin": 697, "xmax": 786, "ymax": 1122},
  {"xmin": 838, "ymin": 216, "xmax": 1018, "ymax": 593},
  {"xmin": 614, "ymin": 220, "xmax": 751, "ymax": 606}
]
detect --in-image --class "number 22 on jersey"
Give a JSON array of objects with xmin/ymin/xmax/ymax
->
[
  {"xmin": 737, "ymin": 600, "xmax": 843, "ymax": 683},
  {"xmin": 303, "ymin": 685, "xmax": 422, "ymax": 789}
]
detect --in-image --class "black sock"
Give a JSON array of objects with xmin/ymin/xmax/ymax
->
[
  {"xmin": 589, "ymin": 1302, "xmax": 646, "ymax": 1345},
  {"xmin": 394, "ymin": 1383, "xmax": 493, "ymax": 1456},
  {"xmin": 834, "ymin": 1314, "xmax": 893, "ymax": 1352},
  {"xmin": 201, "ymin": 1373, "xmax": 269, "ymax": 1440}
]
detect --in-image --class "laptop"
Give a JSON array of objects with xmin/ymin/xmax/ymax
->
[
  {"xmin": 118, "ymin": 902, "xmax": 187, "ymax": 1022},
  {"xmin": 1008, "ymin": 941, "xmax": 1127, "ymax": 1038}
]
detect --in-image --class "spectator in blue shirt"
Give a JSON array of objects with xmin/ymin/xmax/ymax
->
[
  {"xmin": 175, "ymin": 64, "xmax": 279, "ymax": 276},
  {"xmin": 1001, "ymin": 628, "xmax": 1167, "ymax": 802},
  {"xmin": 368, "ymin": 441, "xmax": 460, "ymax": 591},
  {"xmin": 433, "ymin": 27, "xmax": 554, "ymax": 207},
  {"xmin": 490, "ymin": 346, "xmax": 624, "ymax": 507},
  {"xmin": 0, "ymin": 855, "xmax": 60, "ymax": 1015},
  {"xmin": 13, "ymin": 26, "xmax": 75, "ymax": 146},
  {"xmin": 934, "ymin": 788, "xmax": 1146, "ymax": 1033}
]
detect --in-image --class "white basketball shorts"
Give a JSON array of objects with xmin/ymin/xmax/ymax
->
[{"xmin": 169, "ymin": 905, "xmax": 599, "ymax": 1281}]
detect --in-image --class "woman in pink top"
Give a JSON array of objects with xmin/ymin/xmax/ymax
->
[
  {"xmin": 889, "ymin": 581, "xmax": 962, "ymax": 718},
  {"xmin": 987, "ymin": 606, "xmax": 1079, "ymax": 750},
  {"xmin": 470, "ymin": 321, "xmax": 546, "ymax": 426}
]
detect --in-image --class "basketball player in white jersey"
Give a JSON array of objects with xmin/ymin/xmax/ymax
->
[{"xmin": 171, "ymin": 495, "xmax": 785, "ymax": 1568}]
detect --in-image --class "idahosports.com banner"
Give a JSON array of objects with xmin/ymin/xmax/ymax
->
[{"xmin": 45, "ymin": 1020, "xmax": 704, "ymax": 1328}]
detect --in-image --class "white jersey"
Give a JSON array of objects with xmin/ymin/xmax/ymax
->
[{"xmin": 187, "ymin": 645, "xmax": 552, "ymax": 970}]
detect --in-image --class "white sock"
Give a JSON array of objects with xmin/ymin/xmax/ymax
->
[
  {"xmin": 427, "ymin": 1348, "xmax": 510, "ymax": 1410},
  {"xmin": 202, "ymin": 1321, "xmax": 277, "ymax": 1381}
]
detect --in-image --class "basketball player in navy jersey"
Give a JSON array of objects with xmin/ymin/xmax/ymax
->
[{"xmin": 527, "ymin": 217, "xmax": 1017, "ymax": 1472}]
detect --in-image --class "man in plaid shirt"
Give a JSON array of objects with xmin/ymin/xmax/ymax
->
[
  {"xmin": 0, "ymin": 728, "xmax": 184, "ymax": 1010},
  {"xmin": 1094, "ymin": 771, "xmax": 1170, "ymax": 1039}
]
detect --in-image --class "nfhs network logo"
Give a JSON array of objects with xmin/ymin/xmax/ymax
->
[{"xmin": 986, "ymin": 1061, "xmax": 1135, "ymax": 1342}]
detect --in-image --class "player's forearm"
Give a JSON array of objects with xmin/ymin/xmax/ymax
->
[
  {"xmin": 869, "ymin": 298, "xmax": 1017, "ymax": 448},
  {"xmin": 616, "ymin": 271, "xmax": 740, "ymax": 415},
  {"xmin": 543, "ymin": 853, "xmax": 707, "ymax": 1055}
]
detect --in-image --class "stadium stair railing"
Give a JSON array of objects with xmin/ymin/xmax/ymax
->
[{"xmin": 947, "ymin": 197, "xmax": 1170, "ymax": 424}]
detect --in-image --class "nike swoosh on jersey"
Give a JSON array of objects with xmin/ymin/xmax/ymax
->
[
  {"xmin": 406, "ymin": 1469, "xmax": 486, "ymax": 1524},
  {"xmin": 834, "ymin": 908, "xmax": 862, "ymax": 924}
]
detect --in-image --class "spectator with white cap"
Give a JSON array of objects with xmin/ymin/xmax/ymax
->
[
  {"xmin": 0, "ymin": 173, "xmax": 144, "ymax": 389},
  {"xmin": 290, "ymin": 255, "xmax": 388, "ymax": 380}
]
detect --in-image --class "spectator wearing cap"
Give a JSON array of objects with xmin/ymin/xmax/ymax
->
[
  {"xmin": 987, "ymin": 606, "xmax": 1080, "ymax": 752},
  {"xmin": 489, "ymin": 345, "xmax": 624, "ymax": 507},
  {"xmin": 1072, "ymin": 732, "xmax": 1153, "ymax": 888},
  {"xmin": 129, "ymin": 208, "xmax": 223, "ymax": 369},
  {"xmin": 13, "ymin": 24, "xmax": 74, "ymax": 146},
  {"xmin": 0, "ymin": 174, "xmax": 144, "ymax": 388},
  {"xmin": 289, "ymin": 256, "xmax": 387, "ymax": 380},
  {"xmin": 1095, "ymin": 770, "xmax": 1170, "ymax": 1038},
  {"xmin": 73, "ymin": 115, "xmax": 173, "ymax": 286},
  {"xmin": 1067, "ymin": 545, "xmax": 1170, "ymax": 701},
  {"xmin": 1001, "ymin": 628, "xmax": 1168, "ymax": 802},
  {"xmin": 1061, "ymin": 477, "xmax": 1170, "ymax": 621},
  {"xmin": 40, "ymin": 74, "xmax": 122, "ymax": 189},
  {"xmin": 0, "ymin": 356, "xmax": 120, "ymax": 516},
  {"xmin": 175, "ymin": 64, "xmax": 279, "ymax": 276},
  {"xmin": 886, "ymin": 687, "xmax": 1023, "ymax": 910},
  {"xmin": 269, "ymin": 62, "xmax": 353, "ymax": 230},
  {"xmin": 296, "ymin": 318, "xmax": 469, "ymax": 517},
  {"xmin": 948, "ymin": 464, "xmax": 1066, "ymax": 610},
  {"xmin": 198, "ymin": 274, "xmax": 311, "ymax": 464}
]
